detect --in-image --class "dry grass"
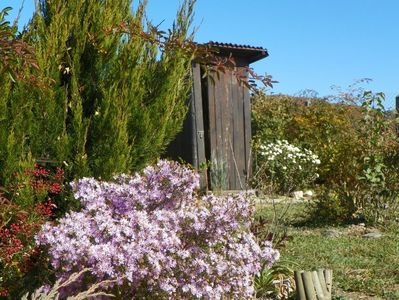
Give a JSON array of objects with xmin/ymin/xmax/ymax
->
[{"xmin": 22, "ymin": 268, "xmax": 116, "ymax": 300}]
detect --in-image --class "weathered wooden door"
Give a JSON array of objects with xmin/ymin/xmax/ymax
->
[
  {"xmin": 204, "ymin": 68, "xmax": 251, "ymax": 190},
  {"xmin": 166, "ymin": 63, "xmax": 252, "ymax": 191}
]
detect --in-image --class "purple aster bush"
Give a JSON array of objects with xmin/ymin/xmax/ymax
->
[{"xmin": 36, "ymin": 160, "xmax": 279, "ymax": 299}]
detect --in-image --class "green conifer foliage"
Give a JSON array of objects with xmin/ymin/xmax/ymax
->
[
  {"xmin": 0, "ymin": 7, "xmax": 39, "ymax": 185},
  {"xmin": 1, "ymin": 0, "xmax": 195, "ymax": 183}
]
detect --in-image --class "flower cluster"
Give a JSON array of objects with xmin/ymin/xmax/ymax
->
[
  {"xmin": 36, "ymin": 160, "xmax": 279, "ymax": 299},
  {"xmin": 8, "ymin": 164, "xmax": 64, "ymax": 208},
  {"xmin": 259, "ymin": 140, "xmax": 320, "ymax": 166},
  {"xmin": 0, "ymin": 198, "xmax": 54, "ymax": 297},
  {"xmin": 256, "ymin": 139, "xmax": 321, "ymax": 193},
  {"xmin": 0, "ymin": 164, "xmax": 63, "ymax": 297},
  {"xmin": 24, "ymin": 164, "xmax": 64, "ymax": 196}
]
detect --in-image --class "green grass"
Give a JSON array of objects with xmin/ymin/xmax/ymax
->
[{"xmin": 254, "ymin": 201, "xmax": 399, "ymax": 299}]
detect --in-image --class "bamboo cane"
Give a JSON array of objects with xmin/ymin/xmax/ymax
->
[
  {"xmin": 317, "ymin": 269, "xmax": 328, "ymax": 296},
  {"xmin": 294, "ymin": 269, "xmax": 332, "ymax": 300},
  {"xmin": 311, "ymin": 271, "xmax": 325, "ymax": 300},
  {"xmin": 324, "ymin": 269, "xmax": 333, "ymax": 299},
  {"xmin": 301, "ymin": 271, "xmax": 317, "ymax": 300},
  {"xmin": 294, "ymin": 271, "xmax": 306, "ymax": 300}
]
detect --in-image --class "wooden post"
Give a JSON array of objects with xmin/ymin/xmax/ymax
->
[
  {"xmin": 396, "ymin": 95, "xmax": 399, "ymax": 134},
  {"xmin": 191, "ymin": 62, "xmax": 207, "ymax": 189}
]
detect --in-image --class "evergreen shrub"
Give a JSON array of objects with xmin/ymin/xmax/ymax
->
[{"xmin": 1, "ymin": 0, "xmax": 197, "ymax": 187}]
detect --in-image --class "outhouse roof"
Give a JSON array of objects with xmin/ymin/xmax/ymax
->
[{"xmin": 205, "ymin": 41, "xmax": 269, "ymax": 64}]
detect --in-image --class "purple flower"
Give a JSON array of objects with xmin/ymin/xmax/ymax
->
[{"xmin": 36, "ymin": 160, "xmax": 279, "ymax": 299}]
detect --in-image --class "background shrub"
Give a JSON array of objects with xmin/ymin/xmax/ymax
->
[
  {"xmin": 252, "ymin": 90, "xmax": 399, "ymax": 224},
  {"xmin": 253, "ymin": 139, "xmax": 320, "ymax": 194},
  {"xmin": 252, "ymin": 93, "xmax": 365, "ymax": 187}
]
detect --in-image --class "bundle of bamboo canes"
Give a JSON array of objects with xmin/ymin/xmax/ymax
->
[{"xmin": 294, "ymin": 269, "xmax": 332, "ymax": 300}]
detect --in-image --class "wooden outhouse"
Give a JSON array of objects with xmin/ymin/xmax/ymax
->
[{"xmin": 166, "ymin": 42, "xmax": 268, "ymax": 190}]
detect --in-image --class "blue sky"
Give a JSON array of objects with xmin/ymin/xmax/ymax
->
[{"xmin": 3, "ymin": 0, "xmax": 399, "ymax": 108}]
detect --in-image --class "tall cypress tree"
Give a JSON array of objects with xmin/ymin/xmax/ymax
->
[{"xmin": 1, "ymin": 0, "xmax": 195, "ymax": 183}]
